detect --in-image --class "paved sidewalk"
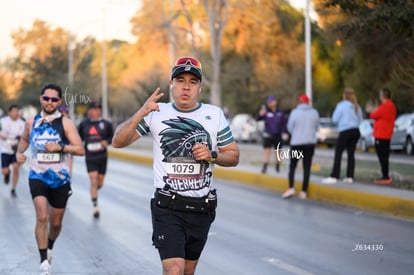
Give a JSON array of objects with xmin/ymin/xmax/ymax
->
[{"xmin": 109, "ymin": 137, "xmax": 414, "ymax": 220}]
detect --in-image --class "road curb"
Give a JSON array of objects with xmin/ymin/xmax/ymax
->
[{"xmin": 109, "ymin": 149, "xmax": 414, "ymax": 220}]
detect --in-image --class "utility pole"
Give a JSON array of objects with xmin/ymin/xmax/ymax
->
[
  {"xmin": 168, "ymin": 0, "xmax": 176, "ymax": 102},
  {"xmin": 68, "ymin": 34, "xmax": 75, "ymax": 118},
  {"xmin": 305, "ymin": 0, "xmax": 312, "ymax": 103},
  {"xmin": 101, "ymin": 7, "xmax": 109, "ymax": 119}
]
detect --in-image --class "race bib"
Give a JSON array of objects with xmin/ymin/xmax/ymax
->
[
  {"xmin": 37, "ymin": 152, "xmax": 61, "ymax": 163},
  {"xmin": 166, "ymin": 162, "xmax": 202, "ymax": 176},
  {"xmin": 165, "ymin": 157, "xmax": 207, "ymax": 177},
  {"xmin": 87, "ymin": 142, "xmax": 103, "ymax": 152}
]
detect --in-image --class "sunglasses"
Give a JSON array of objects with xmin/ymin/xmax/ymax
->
[
  {"xmin": 175, "ymin": 57, "xmax": 202, "ymax": 70},
  {"xmin": 42, "ymin": 96, "xmax": 60, "ymax": 103}
]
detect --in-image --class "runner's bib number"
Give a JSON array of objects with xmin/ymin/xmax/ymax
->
[
  {"xmin": 37, "ymin": 152, "xmax": 61, "ymax": 163},
  {"xmin": 166, "ymin": 162, "xmax": 201, "ymax": 175},
  {"xmin": 87, "ymin": 142, "xmax": 103, "ymax": 152}
]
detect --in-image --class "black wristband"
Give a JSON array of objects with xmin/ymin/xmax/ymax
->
[{"xmin": 59, "ymin": 142, "xmax": 66, "ymax": 153}]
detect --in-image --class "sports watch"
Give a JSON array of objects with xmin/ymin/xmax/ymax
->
[{"xmin": 208, "ymin": 151, "xmax": 217, "ymax": 163}]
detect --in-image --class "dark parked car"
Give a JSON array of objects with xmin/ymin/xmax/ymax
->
[
  {"xmin": 391, "ymin": 113, "xmax": 414, "ymax": 155},
  {"xmin": 358, "ymin": 119, "xmax": 375, "ymax": 152}
]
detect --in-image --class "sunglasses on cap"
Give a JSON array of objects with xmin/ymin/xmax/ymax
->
[
  {"xmin": 42, "ymin": 96, "xmax": 60, "ymax": 103},
  {"xmin": 175, "ymin": 57, "xmax": 202, "ymax": 70}
]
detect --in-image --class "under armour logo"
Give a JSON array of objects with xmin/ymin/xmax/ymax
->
[{"xmin": 158, "ymin": 235, "xmax": 165, "ymax": 240}]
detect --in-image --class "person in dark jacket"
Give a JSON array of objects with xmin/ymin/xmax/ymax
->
[{"xmin": 257, "ymin": 95, "xmax": 287, "ymax": 173}]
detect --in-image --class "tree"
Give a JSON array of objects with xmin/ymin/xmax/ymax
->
[
  {"xmin": 202, "ymin": 0, "xmax": 229, "ymax": 106},
  {"xmin": 10, "ymin": 20, "xmax": 70, "ymax": 106},
  {"xmin": 315, "ymin": 0, "xmax": 414, "ymax": 112},
  {"xmin": 219, "ymin": 0, "xmax": 308, "ymax": 114}
]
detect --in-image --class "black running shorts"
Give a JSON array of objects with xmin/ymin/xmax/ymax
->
[
  {"xmin": 85, "ymin": 157, "xmax": 107, "ymax": 174},
  {"xmin": 150, "ymin": 198, "xmax": 215, "ymax": 261},
  {"xmin": 29, "ymin": 179, "xmax": 72, "ymax": 209},
  {"xmin": 262, "ymin": 133, "xmax": 283, "ymax": 149},
  {"xmin": 1, "ymin": 153, "xmax": 17, "ymax": 168}
]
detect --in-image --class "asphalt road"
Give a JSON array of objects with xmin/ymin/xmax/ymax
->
[{"xmin": 1, "ymin": 156, "xmax": 414, "ymax": 275}]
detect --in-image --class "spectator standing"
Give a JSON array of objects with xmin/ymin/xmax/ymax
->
[
  {"xmin": 16, "ymin": 83, "xmax": 85, "ymax": 274},
  {"xmin": 78, "ymin": 102, "xmax": 114, "ymax": 218},
  {"xmin": 282, "ymin": 94, "xmax": 319, "ymax": 199},
  {"xmin": 369, "ymin": 88, "xmax": 397, "ymax": 184},
  {"xmin": 0, "ymin": 104, "xmax": 25, "ymax": 197},
  {"xmin": 111, "ymin": 56, "xmax": 239, "ymax": 275},
  {"xmin": 257, "ymin": 95, "xmax": 287, "ymax": 173},
  {"xmin": 322, "ymin": 88, "xmax": 363, "ymax": 184}
]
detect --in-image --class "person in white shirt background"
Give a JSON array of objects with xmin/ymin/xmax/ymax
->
[{"xmin": 0, "ymin": 104, "xmax": 25, "ymax": 197}]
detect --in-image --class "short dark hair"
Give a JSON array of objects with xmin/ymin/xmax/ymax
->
[
  {"xmin": 380, "ymin": 87, "xmax": 391, "ymax": 99},
  {"xmin": 8, "ymin": 104, "xmax": 19, "ymax": 112},
  {"xmin": 41, "ymin": 83, "xmax": 62, "ymax": 98}
]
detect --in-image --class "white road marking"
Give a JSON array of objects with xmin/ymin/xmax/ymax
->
[{"xmin": 263, "ymin": 257, "xmax": 315, "ymax": 275}]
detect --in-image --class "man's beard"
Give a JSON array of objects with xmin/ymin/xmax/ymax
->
[{"xmin": 43, "ymin": 106, "xmax": 58, "ymax": 115}]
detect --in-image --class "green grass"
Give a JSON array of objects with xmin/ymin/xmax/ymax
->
[
  {"xmin": 311, "ymin": 158, "xmax": 414, "ymax": 190},
  {"xmin": 249, "ymin": 157, "xmax": 414, "ymax": 190}
]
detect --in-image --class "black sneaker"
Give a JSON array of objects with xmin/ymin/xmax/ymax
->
[
  {"xmin": 93, "ymin": 206, "xmax": 100, "ymax": 218},
  {"xmin": 261, "ymin": 163, "xmax": 268, "ymax": 174},
  {"xmin": 11, "ymin": 189, "xmax": 17, "ymax": 198},
  {"xmin": 4, "ymin": 173, "xmax": 10, "ymax": 184}
]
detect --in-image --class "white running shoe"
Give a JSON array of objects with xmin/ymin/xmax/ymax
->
[
  {"xmin": 342, "ymin": 177, "xmax": 353, "ymax": 184},
  {"xmin": 322, "ymin": 177, "xmax": 337, "ymax": 184},
  {"xmin": 298, "ymin": 191, "xmax": 307, "ymax": 199},
  {"xmin": 281, "ymin": 188, "xmax": 295, "ymax": 199},
  {"xmin": 47, "ymin": 249, "xmax": 53, "ymax": 264},
  {"xmin": 39, "ymin": 260, "xmax": 51, "ymax": 275}
]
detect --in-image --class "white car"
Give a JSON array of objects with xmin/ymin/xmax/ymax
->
[
  {"xmin": 316, "ymin": 117, "xmax": 339, "ymax": 147},
  {"xmin": 230, "ymin": 113, "xmax": 261, "ymax": 143},
  {"xmin": 358, "ymin": 119, "xmax": 375, "ymax": 152},
  {"xmin": 391, "ymin": 113, "xmax": 414, "ymax": 155}
]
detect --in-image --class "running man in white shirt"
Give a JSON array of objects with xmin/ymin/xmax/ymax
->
[
  {"xmin": 112, "ymin": 57, "xmax": 240, "ymax": 275},
  {"xmin": 0, "ymin": 104, "xmax": 25, "ymax": 197}
]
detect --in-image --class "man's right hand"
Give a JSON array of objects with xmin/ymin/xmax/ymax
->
[
  {"xmin": 16, "ymin": 152, "xmax": 27, "ymax": 164},
  {"xmin": 141, "ymin": 87, "xmax": 164, "ymax": 116}
]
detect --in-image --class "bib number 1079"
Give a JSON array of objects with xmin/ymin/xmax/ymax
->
[{"xmin": 166, "ymin": 163, "xmax": 200, "ymax": 175}]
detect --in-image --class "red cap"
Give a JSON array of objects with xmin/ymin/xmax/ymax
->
[{"xmin": 298, "ymin": 94, "xmax": 310, "ymax": 104}]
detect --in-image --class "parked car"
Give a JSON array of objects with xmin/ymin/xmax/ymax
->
[
  {"xmin": 390, "ymin": 113, "xmax": 414, "ymax": 155},
  {"xmin": 316, "ymin": 117, "xmax": 338, "ymax": 147},
  {"xmin": 230, "ymin": 113, "xmax": 261, "ymax": 143},
  {"xmin": 358, "ymin": 119, "xmax": 375, "ymax": 152}
]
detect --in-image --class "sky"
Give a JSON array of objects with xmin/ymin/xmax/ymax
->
[
  {"xmin": 0, "ymin": 0, "xmax": 140, "ymax": 60},
  {"xmin": 0, "ymin": 0, "xmax": 311, "ymax": 61}
]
